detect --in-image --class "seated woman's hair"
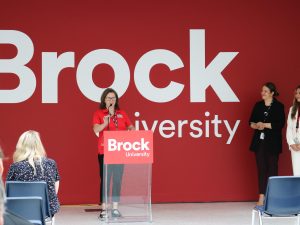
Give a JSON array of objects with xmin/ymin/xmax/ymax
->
[{"xmin": 13, "ymin": 130, "xmax": 47, "ymax": 174}]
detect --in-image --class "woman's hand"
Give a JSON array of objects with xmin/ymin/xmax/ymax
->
[
  {"xmin": 290, "ymin": 144, "xmax": 300, "ymax": 151},
  {"xmin": 103, "ymin": 115, "xmax": 110, "ymax": 127},
  {"xmin": 250, "ymin": 122, "xmax": 265, "ymax": 130},
  {"xmin": 250, "ymin": 123, "xmax": 258, "ymax": 129},
  {"xmin": 256, "ymin": 122, "xmax": 265, "ymax": 130},
  {"xmin": 128, "ymin": 125, "xmax": 135, "ymax": 131},
  {"xmin": 108, "ymin": 106, "xmax": 114, "ymax": 116},
  {"xmin": 256, "ymin": 122, "xmax": 264, "ymax": 130},
  {"xmin": 254, "ymin": 122, "xmax": 272, "ymax": 130},
  {"xmin": 93, "ymin": 115, "xmax": 110, "ymax": 136}
]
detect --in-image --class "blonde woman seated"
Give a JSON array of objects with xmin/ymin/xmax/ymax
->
[{"xmin": 6, "ymin": 130, "xmax": 60, "ymax": 217}]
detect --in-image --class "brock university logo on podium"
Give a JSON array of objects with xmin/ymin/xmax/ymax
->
[
  {"xmin": 103, "ymin": 130, "xmax": 153, "ymax": 223},
  {"xmin": 104, "ymin": 130, "xmax": 153, "ymax": 165}
]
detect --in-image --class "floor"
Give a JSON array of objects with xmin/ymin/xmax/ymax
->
[{"xmin": 54, "ymin": 202, "xmax": 298, "ymax": 225}]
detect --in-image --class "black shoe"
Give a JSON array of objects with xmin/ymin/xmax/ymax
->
[
  {"xmin": 99, "ymin": 209, "xmax": 107, "ymax": 219},
  {"xmin": 111, "ymin": 209, "xmax": 122, "ymax": 218}
]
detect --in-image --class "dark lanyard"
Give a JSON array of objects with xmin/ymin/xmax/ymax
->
[
  {"xmin": 262, "ymin": 102, "xmax": 272, "ymax": 122},
  {"xmin": 296, "ymin": 108, "xmax": 300, "ymax": 130},
  {"xmin": 106, "ymin": 110, "xmax": 118, "ymax": 130},
  {"xmin": 111, "ymin": 112, "xmax": 118, "ymax": 129}
]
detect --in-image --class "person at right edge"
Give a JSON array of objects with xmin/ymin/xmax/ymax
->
[
  {"xmin": 286, "ymin": 85, "xmax": 300, "ymax": 175},
  {"xmin": 249, "ymin": 82, "xmax": 285, "ymax": 206}
]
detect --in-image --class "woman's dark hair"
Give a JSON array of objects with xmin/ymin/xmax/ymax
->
[
  {"xmin": 291, "ymin": 85, "xmax": 300, "ymax": 119},
  {"xmin": 99, "ymin": 88, "xmax": 120, "ymax": 110},
  {"xmin": 264, "ymin": 82, "xmax": 279, "ymax": 97}
]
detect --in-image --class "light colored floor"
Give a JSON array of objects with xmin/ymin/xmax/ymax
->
[{"xmin": 55, "ymin": 202, "xmax": 298, "ymax": 225}]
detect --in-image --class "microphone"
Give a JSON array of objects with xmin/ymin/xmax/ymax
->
[
  {"xmin": 108, "ymin": 104, "xmax": 113, "ymax": 116},
  {"xmin": 107, "ymin": 104, "xmax": 112, "ymax": 131}
]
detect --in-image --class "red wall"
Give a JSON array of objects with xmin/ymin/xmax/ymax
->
[{"xmin": 0, "ymin": 0, "xmax": 300, "ymax": 204}]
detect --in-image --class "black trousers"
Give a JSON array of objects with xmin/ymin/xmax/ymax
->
[
  {"xmin": 255, "ymin": 142, "xmax": 279, "ymax": 194},
  {"xmin": 98, "ymin": 154, "xmax": 124, "ymax": 204}
]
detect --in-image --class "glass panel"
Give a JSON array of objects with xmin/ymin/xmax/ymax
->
[{"xmin": 104, "ymin": 163, "xmax": 152, "ymax": 223}]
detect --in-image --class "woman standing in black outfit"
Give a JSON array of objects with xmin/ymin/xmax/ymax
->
[{"xmin": 249, "ymin": 82, "xmax": 285, "ymax": 206}]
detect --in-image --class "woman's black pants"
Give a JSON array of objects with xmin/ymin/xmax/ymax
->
[
  {"xmin": 98, "ymin": 154, "xmax": 124, "ymax": 204},
  {"xmin": 255, "ymin": 142, "xmax": 279, "ymax": 194}
]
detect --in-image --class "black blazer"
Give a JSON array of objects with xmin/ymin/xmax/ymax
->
[{"xmin": 249, "ymin": 98, "xmax": 285, "ymax": 154}]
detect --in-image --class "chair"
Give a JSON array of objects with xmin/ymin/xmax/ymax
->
[
  {"xmin": 6, "ymin": 196, "xmax": 45, "ymax": 225},
  {"xmin": 5, "ymin": 181, "xmax": 52, "ymax": 223},
  {"xmin": 252, "ymin": 176, "xmax": 300, "ymax": 225}
]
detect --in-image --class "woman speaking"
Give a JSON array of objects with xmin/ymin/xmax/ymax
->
[{"xmin": 93, "ymin": 88, "xmax": 135, "ymax": 218}]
